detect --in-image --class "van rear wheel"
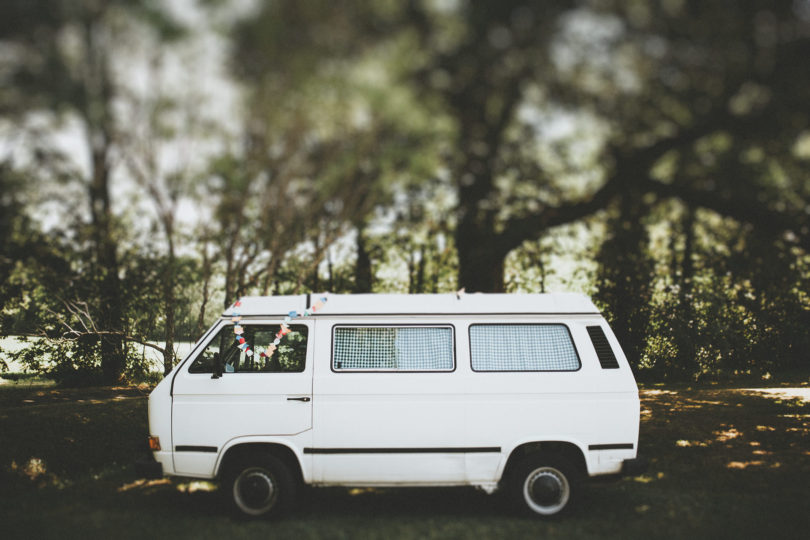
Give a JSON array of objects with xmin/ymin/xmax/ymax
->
[
  {"xmin": 510, "ymin": 453, "xmax": 579, "ymax": 517},
  {"xmin": 223, "ymin": 452, "xmax": 296, "ymax": 518}
]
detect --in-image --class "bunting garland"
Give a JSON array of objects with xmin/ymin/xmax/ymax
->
[{"xmin": 229, "ymin": 295, "xmax": 329, "ymax": 360}]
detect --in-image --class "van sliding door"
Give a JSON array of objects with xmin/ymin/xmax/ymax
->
[{"xmin": 311, "ymin": 321, "xmax": 466, "ymax": 484}]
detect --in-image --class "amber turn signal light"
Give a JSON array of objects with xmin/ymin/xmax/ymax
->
[{"xmin": 148, "ymin": 436, "xmax": 161, "ymax": 451}]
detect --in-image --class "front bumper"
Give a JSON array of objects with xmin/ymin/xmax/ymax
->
[
  {"xmin": 621, "ymin": 456, "xmax": 649, "ymax": 476},
  {"xmin": 134, "ymin": 455, "xmax": 164, "ymax": 479}
]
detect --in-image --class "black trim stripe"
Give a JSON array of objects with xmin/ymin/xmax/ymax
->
[
  {"xmin": 586, "ymin": 326, "xmax": 620, "ymax": 369},
  {"xmin": 175, "ymin": 445, "xmax": 218, "ymax": 453},
  {"xmin": 588, "ymin": 443, "xmax": 634, "ymax": 451},
  {"xmin": 303, "ymin": 447, "xmax": 501, "ymax": 455}
]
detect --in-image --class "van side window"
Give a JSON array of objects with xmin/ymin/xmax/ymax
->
[
  {"xmin": 469, "ymin": 324, "xmax": 580, "ymax": 372},
  {"xmin": 333, "ymin": 326, "xmax": 454, "ymax": 371},
  {"xmin": 188, "ymin": 324, "xmax": 308, "ymax": 373}
]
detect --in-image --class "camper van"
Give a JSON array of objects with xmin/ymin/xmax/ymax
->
[{"xmin": 138, "ymin": 293, "xmax": 646, "ymax": 518}]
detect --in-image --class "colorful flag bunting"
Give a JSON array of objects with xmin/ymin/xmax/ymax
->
[{"xmin": 228, "ymin": 295, "xmax": 328, "ymax": 365}]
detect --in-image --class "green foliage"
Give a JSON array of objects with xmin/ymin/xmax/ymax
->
[
  {"xmin": 594, "ymin": 196, "xmax": 655, "ymax": 373},
  {"xmin": 4, "ymin": 336, "xmax": 154, "ymax": 387},
  {"xmin": 635, "ymin": 206, "xmax": 810, "ymax": 382},
  {"xmin": 3, "ymin": 0, "xmax": 810, "ymax": 385}
]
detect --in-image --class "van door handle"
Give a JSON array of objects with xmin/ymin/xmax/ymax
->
[{"xmin": 287, "ymin": 396, "xmax": 311, "ymax": 402}]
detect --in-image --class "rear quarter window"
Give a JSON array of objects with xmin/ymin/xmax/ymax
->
[{"xmin": 469, "ymin": 323, "xmax": 580, "ymax": 372}]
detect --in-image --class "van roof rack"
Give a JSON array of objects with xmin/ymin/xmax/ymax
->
[{"xmin": 222, "ymin": 293, "xmax": 599, "ymax": 317}]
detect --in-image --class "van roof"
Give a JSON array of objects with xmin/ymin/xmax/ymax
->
[{"xmin": 222, "ymin": 293, "xmax": 600, "ymax": 317}]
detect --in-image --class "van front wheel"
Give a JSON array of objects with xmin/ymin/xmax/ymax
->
[
  {"xmin": 510, "ymin": 454, "xmax": 579, "ymax": 517},
  {"xmin": 223, "ymin": 453, "xmax": 295, "ymax": 518}
]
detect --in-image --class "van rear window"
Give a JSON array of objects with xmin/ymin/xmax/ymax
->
[
  {"xmin": 333, "ymin": 326, "xmax": 454, "ymax": 371},
  {"xmin": 469, "ymin": 324, "xmax": 580, "ymax": 372}
]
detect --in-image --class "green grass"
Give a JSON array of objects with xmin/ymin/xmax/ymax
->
[{"xmin": 1, "ymin": 384, "xmax": 809, "ymax": 539}]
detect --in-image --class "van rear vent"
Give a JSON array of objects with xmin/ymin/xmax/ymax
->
[{"xmin": 586, "ymin": 326, "xmax": 619, "ymax": 369}]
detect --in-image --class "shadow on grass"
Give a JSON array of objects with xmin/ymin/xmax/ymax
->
[
  {"xmin": 2, "ymin": 385, "xmax": 809, "ymax": 539},
  {"xmin": 112, "ymin": 479, "xmax": 505, "ymax": 520}
]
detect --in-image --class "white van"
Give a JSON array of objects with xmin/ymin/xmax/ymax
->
[{"xmin": 139, "ymin": 293, "xmax": 646, "ymax": 518}]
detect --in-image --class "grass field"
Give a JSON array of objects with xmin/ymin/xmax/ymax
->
[{"xmin": 1, "ymin": 382, "xmax": 808, "ymax": 539}]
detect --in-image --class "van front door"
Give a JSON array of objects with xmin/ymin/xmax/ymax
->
[{"xmin": 171, "ymin": 321, "xmax": 313, "ymax": 476}]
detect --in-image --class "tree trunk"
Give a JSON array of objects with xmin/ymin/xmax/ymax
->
[
  {"xmin": 415, "ymin": 246, "xmax": 425, "ymax": 294},
  {"xmin": 162, "ymin": 223, "xmax": 176, "ymax": 376},
  {"xmin": 91, "ymin": 161, "xmax": 126, "ymax": 384},
  {"xmin": 407, "ymin": 250, "xmax": 416, "ymax": 294},
  {"xmin": 82, "ymin": 16, "xmax": 125, "ymax": 384},
  {"xmin": 455, "ymin": 211, "xmax": 506, "ymax": 293},
  {"xmin": 677, "ymin": 206, "xmax": 697, "ymax": 377},
  {"xmin": 196, "ymin": 240, "xmax": 212, "ymax": 337},
  {"xmin": 593, "ymin": 194, "xmax": 653, "ymax": 372},
  {"xmin": 456, "ymin": 249, "xmax": 505, "ymax": 292},
  {"xmin": 311, "ymin": 234, "xmax": 321, "ymax": 292},
  {"xmin": 223, "ymin": 232, "xmax": 237, "ymax": 308},
  {"xmin": 327, "ymin": 248, "xmax": 334, "ymax": 292},
  {"xmin": 353, "ymin": 223, "xmax": 372, "ymax": 293}
]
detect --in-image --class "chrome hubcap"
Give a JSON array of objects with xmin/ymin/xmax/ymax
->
[
  {"xmin": 234, "ymin": 468, "xmax": 276, "ymax": 515},
  {"xmin": 524, "ymin": 466, "xmax": 569, "ymax": 515}
]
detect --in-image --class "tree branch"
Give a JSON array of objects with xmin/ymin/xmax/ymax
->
[
  {"xmin": 497, "ymin": 107, "xmax": 772, "ymax": 253},
  {"xmin": 61, "ymin": 330, "xmax": 168, "ymax": 355},
  {"xmin": 649, "ymin": 180, "xmax": 810, "ymax": 252},
  {"xmin": 48, "ymin": 299, "xmax": 169, "ymax": 356}
]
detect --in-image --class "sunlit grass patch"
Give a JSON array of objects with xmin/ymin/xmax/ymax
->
[
  {"xmin": 176, "ymin": 481, "xmax": 218, "ymax": 494},
  {"xmin": 712, "ymin": 427, "xmax": 741, "ymax": 441},
  {"xmin": 726, "ymin": 460, "xmax": 765, "ymax": 469},
  {"xmin": 118, "ymin": 478, "xmax": 172, "ymax": 492},
  {"xmin": 743, "ymin": 388, "xmax": 810, "ymax": 402}
]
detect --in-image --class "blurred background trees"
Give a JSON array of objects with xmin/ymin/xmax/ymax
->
[{"xmin": 1, "ymin": 0, "xmax": 809, "ymax": 384}]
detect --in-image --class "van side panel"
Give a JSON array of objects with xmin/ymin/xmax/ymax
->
[
  {"xmin": 461, "ymin": 317, "xmax": 640, "ymax": 480},
  {"xmin": 311, "ymin": 318, "xmax": 468, "ymax": 484}
]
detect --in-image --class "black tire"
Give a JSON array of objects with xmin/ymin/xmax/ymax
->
[
  {"xmin": 222, "ymin": 452, "xmax": 297, "ymax": 519},
  {"xmin": 508, "ymin": 453, "xmax": 580, "ymax": 518}
]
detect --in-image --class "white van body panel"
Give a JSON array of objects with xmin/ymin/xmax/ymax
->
[
  {"xmin": 153, "ymin": 293, "xmax": 641, "ymax": 488},
  {"xmin": 311, "ymin": 317, "xmax": 467, "ymax": 484}
]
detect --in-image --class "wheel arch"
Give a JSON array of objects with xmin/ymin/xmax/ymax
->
[
  {"xmin": 216, "ymin": 441, "xmax": 305, "ymax": 485},
  {"xmin": 500, "ymin": 440, "xmax": 588, "ymax": 486}
]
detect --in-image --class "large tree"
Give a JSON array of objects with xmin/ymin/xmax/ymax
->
[
  {"xmin": 230, "ymin": 0, "xmax": 810, "ymax": 293},
  {"xmin": 0, "ymin": 0, "xmax": 183, "ymax": 382}
]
